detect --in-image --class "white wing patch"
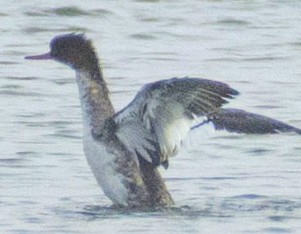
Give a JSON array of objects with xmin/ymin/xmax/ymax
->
[
  {"xmin": 115, "ymin": 98, "xmax": 196, "ymax": 166},
  {"xmin": 153, "ymin": 103, "xmax": 192, "ymax": 161}
]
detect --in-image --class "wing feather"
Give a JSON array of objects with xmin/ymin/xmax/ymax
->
[
  {"xmin": 205, "ymin": 108, "xmax": 301, "ymax": 134},
  {"xmin": 114, "ymin": 77, "xmax": 239, "ymax": 167}
]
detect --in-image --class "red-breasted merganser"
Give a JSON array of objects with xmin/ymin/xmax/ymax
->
[{"xmin": 25, "ymin": 34, "xmax": 301, "ymax": 208}]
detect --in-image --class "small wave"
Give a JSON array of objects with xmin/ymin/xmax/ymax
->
[
  {"xmin": 24, "ymin": 6, "xmax": 113, "ymax": 18},
  {"xmin": 0, "ymin": 90, "xmax": 44, "ymax": 97},
  {"xmin": 217, "ymin": 18, "xmax": 251, "ymax": 26},
  {"xmin": 50, "ymin": 7, "xmax": 90, "ymax": 16},
  {"xmin": 129, "ymin": 33, "xmax": 157, "ymax": 40}
]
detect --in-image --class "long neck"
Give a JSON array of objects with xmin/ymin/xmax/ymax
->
[{"xmin": 76, "ymin": 69, "xmax": 115, "ymax": 135}]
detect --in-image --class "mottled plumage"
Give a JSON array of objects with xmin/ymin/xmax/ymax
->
[{"xmin": 25, "ymin": 33, "xmax": 301, "ymax": 208}]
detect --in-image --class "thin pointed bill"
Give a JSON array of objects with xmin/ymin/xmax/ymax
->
[{"xmin": 25, "ymin": 52, "xmax": 52, "ymax": 60}]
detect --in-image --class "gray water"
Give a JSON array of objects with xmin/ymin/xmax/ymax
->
[{"xmin": 1, "ymin": 1, "xmax": 301, "ymax": 233}]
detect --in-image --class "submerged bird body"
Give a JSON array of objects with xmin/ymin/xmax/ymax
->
[{"xmin": 25, "ymin": 34, "xmax": 301, "ymax": 208}]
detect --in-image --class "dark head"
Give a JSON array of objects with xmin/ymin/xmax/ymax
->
[{"xmin": 25, "ymin": 33, "xmax": 100, "ymax": 72}]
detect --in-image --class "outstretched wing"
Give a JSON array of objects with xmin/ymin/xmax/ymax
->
[
  {"xmin": 113, "ymin": 77, "xmax": 239, "ymax": 168},
  {"xmin": 203, "ymin": 108, "xmax": 301, "ymax": 134}
]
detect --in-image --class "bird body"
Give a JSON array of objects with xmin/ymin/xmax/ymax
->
[
  {"xmin": 75, "ymin": 67, "xmax": 174, "ymax": 207},
  {"xmin": 25, "ymin": 33, "xmax": 301, "ymax": 208}
]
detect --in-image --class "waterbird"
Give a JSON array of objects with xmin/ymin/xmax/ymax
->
[{"xmin": 25, "ymin": 33, "xmax": 301, "ymax": 208}]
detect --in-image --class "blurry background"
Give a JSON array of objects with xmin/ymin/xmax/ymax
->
[{"xmin": 1, "ymin": 1, "xmax": 301, "ymax": 233}]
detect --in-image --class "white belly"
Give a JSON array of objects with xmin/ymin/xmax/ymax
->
[{"xmin": 82, "ymin": 133, "xmax": 129, "ymax": 206}]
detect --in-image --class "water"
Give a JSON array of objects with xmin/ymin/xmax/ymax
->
[{"xmin": 1, "ymin": 0, "xmax": 301, "ymax": 233}]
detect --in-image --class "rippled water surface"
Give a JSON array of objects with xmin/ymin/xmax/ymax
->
[{"xmin": 1, "ymin": 1, "xmax": 301, "ymax": 233}]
